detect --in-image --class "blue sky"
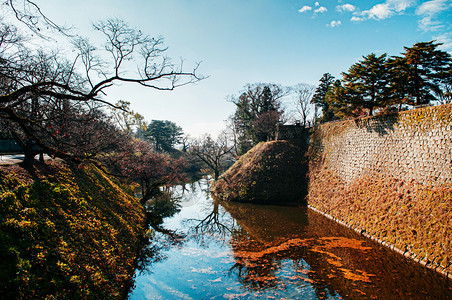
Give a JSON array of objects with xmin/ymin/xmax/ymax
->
[{"xmin": 18, "ymin": 1, "xmax": 452, "ymax": 136}]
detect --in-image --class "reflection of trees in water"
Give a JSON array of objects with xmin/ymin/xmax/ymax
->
[
  {"xmin": 223, "ymin": 203, "xmax": 452, "ymax": 299},
  {"xmin": 135, "ymin": 191, "xmax": 185, "ymax": 273},
  {"xmin": 185, "ymin": 203, "xmax": 239, "ymax": 246},
  {"xmin": 136, "ymin": 179, "xmax": 223, "ymax": 272},
  {"xmin": 187, "ymin": 200, "xmax": 235, "ymax": 244},
  {"xmin": 227, "ymin": 235, "xmax": 340, "ymax": 299},
  {"xmin": 167, "ymin": 179, "xmax": 212, "ymax": 207}
]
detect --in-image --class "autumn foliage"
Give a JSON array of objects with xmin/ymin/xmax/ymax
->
[
  {"xmin": 101, "ymin": 139, "xmax": 187, "ymax": 203},
  {"xmin": 0, "ymin": 161, "xmax": 145, "ymax": 299},
  {"xmin": 212, "ymin": 140, "xmax": 308, "ymax": 204},
  {"xmin": 308, "ymin": 166, "xmax": 452, "ymax": 274}
]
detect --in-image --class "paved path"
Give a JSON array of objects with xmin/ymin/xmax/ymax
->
[{"xmin": 0, "ymin": 154, "xmax": 52, "ymax": 165}]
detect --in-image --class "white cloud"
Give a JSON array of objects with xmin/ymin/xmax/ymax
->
[
  {"xmin": 416, "ymin": 0, "xmax": 451, "ymax": 31},
  {"xmin": 351, "ymin": 16, "xmax": 364, "ymax": 22},
  {"xmin": 389, "ymin": 0, "xmax": 416, "ymax": 12},
  {"xmin": 298, "ymin": 5, "xmax": 312, "ymax": 13},
  {"xmin": 315, "ymin": 2, "xmax": 320, "ymax": 6},
  {"xmin": 416, "ymin": 0, "xmax": 449, "ymax": 15},
  {"xmin": 418, "ymin": 16, "xmax": 443, "ymax": 31},
  {"xmin": 356, "ymin": 0, "xmax": 416, "ymax": 20},
  {"xmin": 434, "ymin": 34, "xmax": 452, "ymax": 53},
  {"xmin": 362, "ymin": 3, "xmax": 394, "ymax": 19},
  {"xmin": 314, "ymin": 6, "xmax": 328, "ymax": 13},
  {"xmin": 336, "ymin": 4, "xmax": 356, "ymax": 12},
  {"xmin": 327, "ymin": 20, "xmax": 342, "ymax": 27}
]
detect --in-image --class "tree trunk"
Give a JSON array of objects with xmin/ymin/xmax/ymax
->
[
  {"xmin": 141, "ymin": 182, "xmax": 162, "ymax": 205},
  {"xmin": 23, "ymin": 140, "xmax": 36, "ymax": 169}
]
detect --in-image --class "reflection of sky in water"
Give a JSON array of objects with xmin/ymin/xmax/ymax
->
[
  {"xmin": 129, "ymin": 181, "xmax": 452, "ymax": 299},
  {"xmin": 130, "ymin": 238, "xmax": 326, "ymax": 300}
]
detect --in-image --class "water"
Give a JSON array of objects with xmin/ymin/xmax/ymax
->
[{"xmin": 128, "ymin": 180, "xmax": 452, "ymax": 299}]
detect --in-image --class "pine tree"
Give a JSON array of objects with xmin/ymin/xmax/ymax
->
[
  {"xmin": 341, "ymin": 53, "xmax": 390, "ymax": 116},
  {"xmin": 392, "ymin": 41, "xmax": 452, "ymax": 106},
  {"xmin": 312, "ymin": 73, "xmax": 336, "ymax": 122}
]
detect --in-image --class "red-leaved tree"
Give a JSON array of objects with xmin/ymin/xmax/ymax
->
[{"xmin": 103, "ymin": 139, "xmax": 187, "ymax": 203}]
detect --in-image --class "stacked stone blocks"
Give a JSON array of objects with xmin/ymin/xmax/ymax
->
[
  {"xmin": 314, "ymin": 104, "xmax": 452, "ymax": 185},
  {"xmin": 307, "ymin": 104, "xmax": 452, "ymax": 278}
]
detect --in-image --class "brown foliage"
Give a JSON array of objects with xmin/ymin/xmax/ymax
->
[
  {"xmin": 212, "ymin": 141, "xmax": 308, "ymax": 204},
  {"xmin": 308, "ymin": 166, "xmax": 452, "ymax": 273}
]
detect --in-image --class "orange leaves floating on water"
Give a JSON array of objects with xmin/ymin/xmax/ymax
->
[
  {"xmin": 232, "ymin": 235, "xmax": 376, "ymax": 288},
  {"xmin": 339, "ymin": 268, "xmax": 375, "ymax": 283},
  {"xmin": 234, "ymin": 238, "xmax": 314, "ymax": 261}
]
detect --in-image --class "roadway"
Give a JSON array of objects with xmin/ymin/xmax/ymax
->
[{"xmin": 0, "ymin": 154, "xmax": 53, "ymax": 165}]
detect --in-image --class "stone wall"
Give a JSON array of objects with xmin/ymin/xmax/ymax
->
[
  {"xmin": 307, "ymin": 104, "xmax": 452, "ymax": 277},
  {"xmin": 311, "ymin": 104, "xmax": 452, "ymax": 185}
]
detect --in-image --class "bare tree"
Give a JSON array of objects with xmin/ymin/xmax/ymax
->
[
  {"xmin": 189, "ymin": 131, "xmax": 235, "ymax": 180},
  {"xmin": 108, "ymin": 100, "xmax": 146, "ymax": 136},
  {"xmin": 292, "ymin": 84, "xmax": 315, "ymax": 127},
  {"xmin": 3, "ymin": 0, "xmax": 72, "ymax": 38},
  {"xmin": 0, "ymin": 5, "xmax": 204, "ymax": 167}
]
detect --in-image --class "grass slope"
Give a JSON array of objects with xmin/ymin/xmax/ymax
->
[
  {"xmin": 0, "ymin": 161, "xmax": 145, "ymax": 299},
  {"xmin": 212, "ymin": 141, "xmax": 308, "ymax": 204}
]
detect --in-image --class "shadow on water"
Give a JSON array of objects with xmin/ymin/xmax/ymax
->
[
  {"xmin": 134, "ymin": 191, "xmax": 186, "ymax": 274},
  {"xmin": 223, "ymin": 202, "xmax": 452, "ymax": 299},
  {"xmin": 129, "ymin": 180, "xmax": 452, "ymax": 299}
]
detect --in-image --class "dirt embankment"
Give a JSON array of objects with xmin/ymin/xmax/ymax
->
[
  {"xmin": 0, "ymin": 161, "xmax": 146, "ymax": 299},
  {"xmin": 211, "ymin": 140, "xmax": 308, "ymax": 205}
]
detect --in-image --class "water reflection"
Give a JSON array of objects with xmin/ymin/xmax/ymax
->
[
  {"xmin": 129, "ymin": 180, "xmax": 452, "ymax": 299},
  {"xmin": 134, "ymin": 191, "xmax": 185, "ymax": 273}
]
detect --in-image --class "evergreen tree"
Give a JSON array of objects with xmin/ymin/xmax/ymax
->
[
  {"xmin": 391, "ymin": 41, "xmax": 452, "ymax": 106},
  {"xmin": 341, "ymin": 53, "xmax": 390, "ymax": 116},
  {"xmin": 230, "ymin": 83, "xmax": 286, "ymax": 153},
  {"xmin": 144, "ymin": 120, "xmax": 183, "ymax": 153},
  {"xmin": 312, "ymin": 73, "xmax": 336, "ymax": 122}
]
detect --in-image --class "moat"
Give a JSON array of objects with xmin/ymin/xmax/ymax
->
[{"xmin": 128, "ymin": 179, "xmax": 451, "ymax": 299}]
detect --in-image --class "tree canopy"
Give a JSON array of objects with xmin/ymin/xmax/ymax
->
[
  {"xmin": 0, "ymin": 6, "xmax": 203, "ymax": 167},
  {"xmin": 144, "ymin": 120, "xmax": 183, "ymax": 153},
  {"xmin": 230, "ymin": 83, "xmax": 287, "ymax": 154},
  {"xmin": 341, "ymin": 53, "xmax": 391, "ymax": 116},
  {"xmin": 312, "ymin": 73, "xmax": 336, "ymax": 123},
  {"xmin": 317, "ymin": 41, "xmax": 452, "ymax": 121},
  {"xmin": 189, "ymin": 132, "xmax": 235, "ymax": 180},
  {"xmin": 393, "ymin": 41, "xmax": 452, "ymax": 106}
]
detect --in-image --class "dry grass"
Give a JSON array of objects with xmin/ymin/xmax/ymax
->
[
  {"xmin": 308, "ymin": 165, "xmax": 452, "ymax": 273},
  {"xmin": 212, "ymin": 141, "xmax": 308, "ymax": 204}
]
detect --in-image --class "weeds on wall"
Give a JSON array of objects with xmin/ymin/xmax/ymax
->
[{"xmin": 308, "ymin": 166, "xmax": 452, "ymax": 274}]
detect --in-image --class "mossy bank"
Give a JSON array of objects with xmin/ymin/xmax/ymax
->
[
  {"xmin": 212, "ymin": 140, "xmax": 308, "ymax": 205},
  {"xmin": 0, "ymin": 161, "xmax": 146, "ymax": 299}
]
